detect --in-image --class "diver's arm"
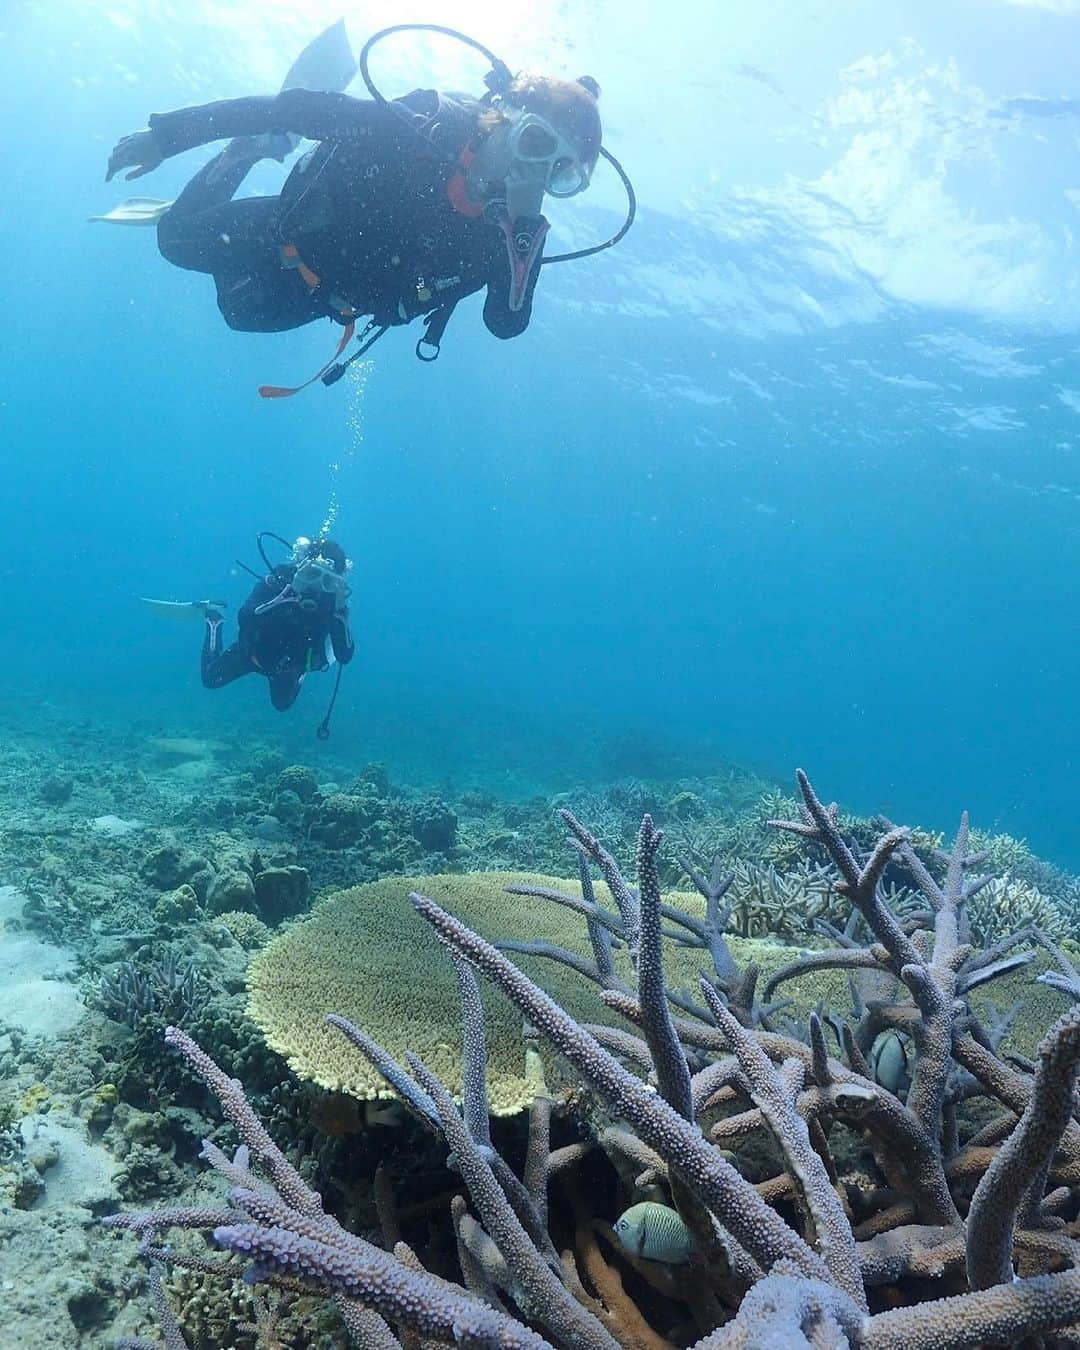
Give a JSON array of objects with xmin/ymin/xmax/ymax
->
[
  {"xmin": 482, "ymin": 246, "xmax": 542, "ymax": 340},
  {"xmin": 329, "ymin": 609, "xmax": 355, "ymax": 665},
  {"xmin": 145, "ymin": 88, "xmax": 393, "ymax": 161},
  {"xmin": 237, "ymin": 579, "xmax": 275, "ymax": 641}
]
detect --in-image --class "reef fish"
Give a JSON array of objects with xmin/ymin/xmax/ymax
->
[
  {"xmin": 870, "ymin": 1031, "xmax": 909, "ymax": 1097},
  {"xmin": 614, "ymin": 1202, "xmax": 693, "ymax": 1264}
]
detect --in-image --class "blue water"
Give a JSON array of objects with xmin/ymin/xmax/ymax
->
[{"xmin": 4, "ymin": 2, "xmax": 1080, "ymax": 860}]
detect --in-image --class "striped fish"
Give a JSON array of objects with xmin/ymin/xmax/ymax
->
[
  {"xmin": 870, "ymin": 1031, "xmax": 909, "ymax": 1097},
  {"xmin": 614, "ymin": 1202, "xmax": 693, "ymax": 1264}
]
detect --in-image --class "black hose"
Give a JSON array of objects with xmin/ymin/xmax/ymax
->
[
  {"xmin": 359, "ymin": 23, "xmax": 510, "ymax": 168},
  {"xmin": 542, "ymin": 147, "xmax": 637, "ymax": 265},
  {"xmin": 316, "ymin": 663, "xmax": 344, "ymax": 740},
  {"xmin": 356, "ymin": 23, "xmax": 635, "ymax": 264},
  {"xmin": 234, "ymin": 558, "xmax": 264, "ymax": 583},
  {"xmin": 256, "ymin": 531, "xmax": 295, "ymax": 574}
]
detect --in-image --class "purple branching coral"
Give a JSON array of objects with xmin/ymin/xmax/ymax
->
[{"xmin": 104, "ymin": 771, "xmax": 1080, "ymax": 1348}]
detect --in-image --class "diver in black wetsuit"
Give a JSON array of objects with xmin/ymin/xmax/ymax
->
[
  {"xmin": 202, "ymin": 538, "xmax": 354, "ymax": 712},
  {"xmin": 105, "ymin": 63, "xmax": 603, "ymax": 357}
]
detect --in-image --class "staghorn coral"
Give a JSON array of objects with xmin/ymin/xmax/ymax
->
[
  {"xmin": 966, "ymin": 1004, "xmax": 1080, "ymax": 1290},
  {"xmin": 968, "ymin": 826, "xmax": 1033, "ymax": 876},
  {"xmin": 724, "ymin": 858, "xmax": 836, "ymax": 937},
  {"xmin": 721, "ymin": 858, "xmax": 923, "ymax": 939},
  {"xmin": 104, "ymin": 774, "xmax": 1080, "ymax": 1349},
  {"xmin": 97, "ymin": 951, "xmax": 209, "ymax": 1030},
  {"xmin": 962, "ymin": 874, "xmax": 1067, "ymax": 946}
]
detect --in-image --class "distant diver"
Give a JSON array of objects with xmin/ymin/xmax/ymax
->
[
  {"xmin": 101, "ymin": 21, "xmax": 635, "ymax": 395},
  {"xmin": 201, "ymin": 534, "xmax": 354, "ymax": 735}
]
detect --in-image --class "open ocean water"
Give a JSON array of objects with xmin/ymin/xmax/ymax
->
[{"xmin": 3, "ymin": 0, "xmax": 1079, "ymax": 854}]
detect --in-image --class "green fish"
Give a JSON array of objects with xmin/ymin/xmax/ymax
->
[{"xmin": 613, "ymin": 1202, "xmax": 693, "ymax": 1265}]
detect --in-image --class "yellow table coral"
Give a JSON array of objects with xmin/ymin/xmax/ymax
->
[{"xmin": 249, "ymin": 871, "xmax": 809, "ymax": 1114}]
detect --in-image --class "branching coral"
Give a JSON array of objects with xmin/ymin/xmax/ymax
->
[
  {"xmin": 962, "ymin": 874, "xmax": 1067, "ymax": 946},
  {"xmin": 97, "ymin": 951, "xmax": 209, "ymax": 1030},
  {"xmin": 104, "ymin": 771, "xmax": 1080, "ymax": 1349}
]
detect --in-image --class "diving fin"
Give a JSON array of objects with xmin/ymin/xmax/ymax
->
[
  {"xmin": 282, "ymin": 18, "xmax": 357, "ymax": 95},
  {"xmin": 140, "ymin": 598, "xmax": 227, "ymax": 620},
  {"xmin": 233, "ymin": 19, "xmax": 358, "ymax": 167},
  {"xmin": 87, "ymin": 198, "xmax": 173, "ymax": 226}
]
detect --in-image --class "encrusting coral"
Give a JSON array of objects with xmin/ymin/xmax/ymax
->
[{"xmin": 104, "ymin": 770, "xmax": 1080, "ymax": 1348}]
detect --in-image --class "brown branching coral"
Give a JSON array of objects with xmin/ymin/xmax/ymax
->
[{"xmin": 103, "ymin": 771, "xmax": 1080, "ymax": 1349}]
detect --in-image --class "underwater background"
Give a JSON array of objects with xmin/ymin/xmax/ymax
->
[{"xmin": 4, "ymin": 0, "xmax": 1080, "ymax": 848}]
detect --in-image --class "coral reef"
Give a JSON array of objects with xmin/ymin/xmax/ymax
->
[
  {"xmin": 8, "ymin": 699, "xmax": 1080, "ymax": 1347},
  {"xmin": 103, "ymin": 773, "xmax": 1080, "ymax": 1348},
  {"xmin": 209, "ymin": 910, "xmax": 271, "ymax": 951}
]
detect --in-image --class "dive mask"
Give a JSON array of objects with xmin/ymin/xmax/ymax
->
[
  {"xmin": 505, "ymin": 107, "xmax": 593, "ymax": 198},
  {"xmin": 292, "ymin": 556, "xmax": 350, "ymax": 604}
]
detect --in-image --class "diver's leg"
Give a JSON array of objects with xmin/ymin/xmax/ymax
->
[
  {"xmin": 170, "ymin": 141, "xmax": 262, "ymax": 218},
  {"xmin": 201, "ymin": 616, "xmax": 254, "ymax": 689},
  {"xmin": 202, "ymin": 642, "xmax": 255, "ymax": 689},
  {"xmin": 268, "ymin": 673, "xmax": 302, "ymax": 711},
  {"xmin": 214, "ymin": 263, "xmax": 327, "ymax": 333},
  {"xmin": 160, "ymin": 183, "xmax": 323, "ymax": 332},
  {"xmin": 158, "ymin": 155, "xmax": 279, "ymax": 275}
]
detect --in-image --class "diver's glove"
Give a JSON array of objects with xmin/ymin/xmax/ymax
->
[{"xmin": 106, "ymin": 129, "xmax": 166, "ymax": 183}]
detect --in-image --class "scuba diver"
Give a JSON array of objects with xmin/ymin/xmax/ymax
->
[
  {"xmin": 101, "ymin": 22, "xmax": 633, "ymax": 396},
  {"xmin": 201, "ymin": 536, "xmax": 354, "ymax": 717}
]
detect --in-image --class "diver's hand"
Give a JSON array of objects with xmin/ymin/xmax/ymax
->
[{"xmin": 106, "ymin": 129, "xmax": 165, "ymax": 182}]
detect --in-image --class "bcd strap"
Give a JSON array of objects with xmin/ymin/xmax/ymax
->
[
  {"xmin": 258, "ymin": 319, "xmax": 356, "ymax": 399},
  {"xmin": 259, "ymin": 243, "xmax": 358, "ymax": 399},
  {"xmin": 322, "ymin": 320, "xmax": 391, "ymax": 386},
  {"xmin": 416, "ymin": 301, "xmax": 459, "ymax": 362},
  {"xmin": 446, "ymin": 144, "xmax": 484, "ymax": 219}
]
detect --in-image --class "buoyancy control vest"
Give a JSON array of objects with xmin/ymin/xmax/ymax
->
[{"xmin": 274, "ymin": 91, "xmax": 488, "ymax": 317}]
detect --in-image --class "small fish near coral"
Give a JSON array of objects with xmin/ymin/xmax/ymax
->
[{"xmin": 614, "ymin": 1201, "xmax": 693, "ymax": 1264}]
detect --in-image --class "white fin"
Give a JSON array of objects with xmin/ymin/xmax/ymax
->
[
  {"xmin": 243, "ymin": 19, "xmax": 360, "ymax": 163},
  {"xmin": 139, "ymin": 598, "xmax": 225, "ymax": 620},
  {"xmin": 87, "ymin": 198, "xmax": 173, "ymax": 226},
  {"xmin": 282, "ymin": 18, "xmax": 356, "ymax": 95}
]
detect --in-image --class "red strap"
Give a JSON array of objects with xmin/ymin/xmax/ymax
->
[
  {"xmin": 258, "ymin": 320, "xmax": 356, "ymax": 400},
  {"xmin": 281, "ymin": 242, "xmax": 322, "ymax": 288},
  {"xmin": 447, "ymin": 144, "xmax": 484, "ymax": 218}
]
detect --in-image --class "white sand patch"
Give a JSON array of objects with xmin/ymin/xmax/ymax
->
[
  {"xmin": 89, "ymin": 814, "xmax": 144, "ymax": 837},
  {"xmin": 0, "ymin": 885, "xmax": 84, "ymax": 1037},
  {"xmin": 20, "ymin": 1115, "xmax": 118, "ymax": 1211}
]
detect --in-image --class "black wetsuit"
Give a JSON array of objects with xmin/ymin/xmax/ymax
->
[
  {"xmin": 202, "ymin": 566, "xmax": 354, "ymax": 711},
  {"xmin": 151, "ymin": 88, "xmax": 541, "ymax": 338}
]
